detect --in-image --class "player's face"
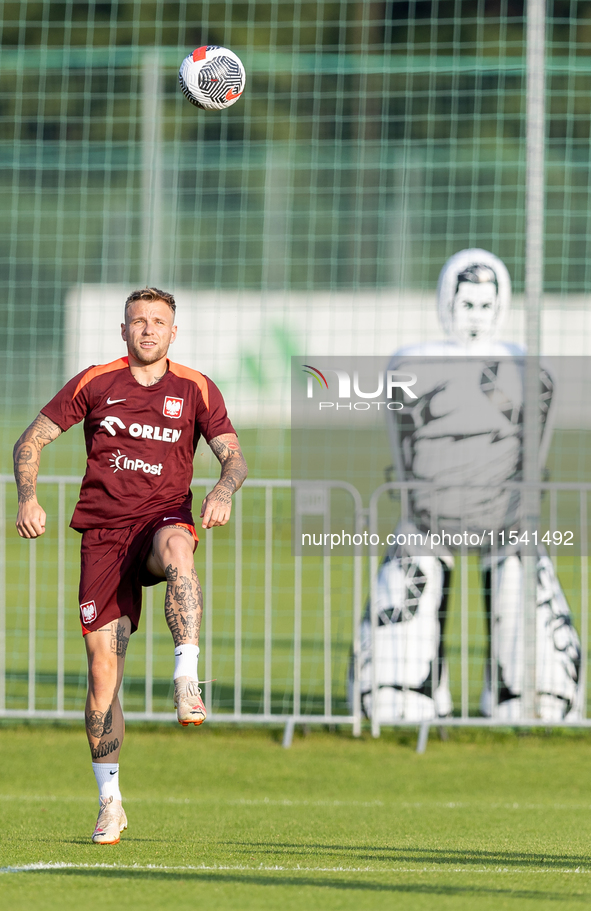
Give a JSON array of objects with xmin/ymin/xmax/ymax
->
[
  {"xmin": 122, "ymin": 299, "xmax": 177, "ymax": 365},
  {"xmin": 451, "ymin": 281, "xmax": 498, "ymax": 343}
]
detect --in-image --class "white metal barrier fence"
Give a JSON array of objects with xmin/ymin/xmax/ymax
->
[
  {"xmin": 0, "ymin": 476, "xmax": 363, "ymax": 747},
  {"xmin": 1, "ymin": 476, "xmax": 590, "ymax": 749}
]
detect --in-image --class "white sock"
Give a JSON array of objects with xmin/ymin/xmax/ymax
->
[
  {"xmin": 92, "ymin": 762, "xmax": 121, "ymax": 803},
  {"xmin": 174, "ymin": 644, "xmax": 199, "ymax": 680}
]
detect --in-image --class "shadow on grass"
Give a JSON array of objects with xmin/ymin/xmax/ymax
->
[
  {"xmin": 10, "ymin": 868, "xmax": 589, "ymax": 901},
  {"xmin": 219, "ymin": 842, "xmax": 591, "ymax": 871},
  {"xmin": 52, "ymin": 837, "xmax": 591, "ymax": 872}
]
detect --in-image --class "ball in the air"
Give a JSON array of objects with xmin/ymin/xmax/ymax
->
[{"xmin": 178, "ymin": 46, "xmax": 245, "ymax": 111}]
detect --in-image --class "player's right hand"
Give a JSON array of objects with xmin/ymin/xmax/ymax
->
[{"xmin": 16, "ymin": 500, "xmax": 47, "ymax": 538}]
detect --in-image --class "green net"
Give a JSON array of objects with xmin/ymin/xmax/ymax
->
[
  {"xmin": 2, "ymin": 1, "xmax": 591, "ymax": 720},
  {"xmin": 2, "ymin": 4, "xmax": 591, "ymax": 419},
  {"xmin": 2, "ymin": 4, "xmax": 591, "ymax": 408}
]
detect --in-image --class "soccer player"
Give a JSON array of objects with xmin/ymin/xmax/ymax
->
[
  {"xmin": 357, "ymin": 250, "xmax": 581, "ymax": 723},
  {"xmin": 13, "ymin": 287, "xmax": 247, "ymax": 845}
]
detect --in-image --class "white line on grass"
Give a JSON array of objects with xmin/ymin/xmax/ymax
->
[
  {"xmin": 229, "ymin": 798, "xmax": 591, "ymax": 812},
  {"xmin": 2, "ymin": 795, "xmax": 591, "ymax": 811},
  {"xmin": 0, "ymin": 862, "xmax": 589, "ymax": 875}
]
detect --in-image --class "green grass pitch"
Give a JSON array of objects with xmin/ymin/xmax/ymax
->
[{"xmin": 1, "ymin": 723, "xmax": 591, "ymax": 910}]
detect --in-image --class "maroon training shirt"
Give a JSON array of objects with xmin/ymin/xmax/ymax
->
[{"xmin": 41, "ymin": 357, "xmax": 235, "ymax": 530}]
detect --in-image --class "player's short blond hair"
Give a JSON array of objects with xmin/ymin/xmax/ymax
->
[{"xmin": 125, "ymin": 287, "xmax": 176, "ymax": 318}]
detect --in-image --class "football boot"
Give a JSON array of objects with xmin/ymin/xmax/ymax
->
[
  {"xmin": 174, "ymin": 676, "xmax": 207, "ymax": 726},
  {"xmin": 92, "ymin": 796, "xmax": 127, "ymax": 845}
]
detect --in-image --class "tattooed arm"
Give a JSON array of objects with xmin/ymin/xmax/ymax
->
[
  {"xmin": 201, "ymin": 433, "xmax": 248, "ymax": 529},
  {"xmin": 14, "ymin": 413, "xmax": 62, "ymax": 538}
]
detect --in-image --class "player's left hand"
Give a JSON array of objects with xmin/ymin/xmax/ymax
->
[{"xmin": 200, "ymin": 487, "xmax": 232, "ymax": 528}]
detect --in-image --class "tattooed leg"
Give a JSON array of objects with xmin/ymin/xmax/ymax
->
[
  {"xmin": 84, "ymin": 617, "xmax": 130, "ymax": 763},
  {"xmin": 145, "ymin": 526, "xmax": 202, "ymax": 647},
  {"xmin": 164, "ymin": 564, "xmax": 203, "ymax": 646}
]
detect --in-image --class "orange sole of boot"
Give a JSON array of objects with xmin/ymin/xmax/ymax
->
[
  {"xmin": 179, "ymin": 717, "xmax": 206, "ymax": 726},
  {"xmin": 92, "ymin": 823, "xmax": 126, "ymax": 845}
]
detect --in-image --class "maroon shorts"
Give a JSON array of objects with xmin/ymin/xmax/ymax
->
[{"xmin": 78, "ymin": 508, "xmax": 198, "ymax": 635}]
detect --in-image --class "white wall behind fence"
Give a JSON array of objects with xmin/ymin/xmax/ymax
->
[{"xmin": 66, "ymin": 285, "xmax": 589, "ymax": 427}]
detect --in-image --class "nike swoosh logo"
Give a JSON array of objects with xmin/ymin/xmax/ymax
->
[
  {"xmin": 106, "ymin": 397, "xmax": 126, "ymax": 405},
  {"xmin": 225, "ymin": 88, "xmax": 243, "ymax": 101},
  {"xmin": 163, "ymin": 517, "xmax": 182, "ymax": 521},
  {"xmin": 109, "ymin": 771, "xmax": 117, "ymax": 775}
]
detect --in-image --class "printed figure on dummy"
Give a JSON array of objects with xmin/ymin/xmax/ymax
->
[{"xmin": 357, "ymin": 249, "xmax": 581, "ymax": 723}]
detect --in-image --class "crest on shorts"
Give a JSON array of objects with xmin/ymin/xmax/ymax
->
[
  {"xmin": 80, "ymin": 600, "xmax": 97, "ymax": 624},
  {"xmin": 163, "ymin": 395, "xmax": 184, "ymax": 419}
]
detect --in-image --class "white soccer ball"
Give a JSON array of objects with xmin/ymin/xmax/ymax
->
[{"xmin": 178, "ymin": 45, "xmax": 246, "ymax": 111}]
